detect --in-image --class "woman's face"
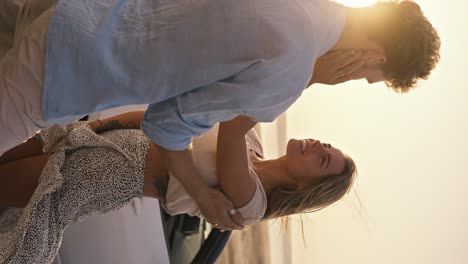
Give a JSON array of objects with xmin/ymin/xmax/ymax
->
[{"xmin": 286, "ymin": 139, "xmax": 346, "ymax": 185}]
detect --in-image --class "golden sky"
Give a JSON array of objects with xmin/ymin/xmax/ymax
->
[{"xmin": 264, "ymin": 0, "xmax": 468, "ymax": 263}]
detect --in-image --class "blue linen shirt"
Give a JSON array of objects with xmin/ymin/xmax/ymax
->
[{"xmin": 43, "ymin": 0, "xmax": 345, "ymax": 150}]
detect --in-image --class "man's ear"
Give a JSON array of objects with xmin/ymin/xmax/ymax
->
[{"xmin": 362, "ymin": 49, "xmax": 387, "ymax": 65}]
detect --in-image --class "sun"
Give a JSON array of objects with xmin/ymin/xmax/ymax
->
[{"xmin": 334, "ymin": 0, "xmax": 379, "ymax": 7}]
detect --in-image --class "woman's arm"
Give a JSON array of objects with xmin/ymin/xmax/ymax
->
[
  {"xmin": 0, "ymin": 154, "xmax": 50, "ymax": 207},
  {"xmin": 0, "ymin": 137, "xmax": 43, "ymax": 165},
  {"xmin": 156, "ymin": 144, "xmax": 244, "ymax": 230},
  {"xmin": 0, "ymin": 111, "xmax": 146, "ymax": 164},
  {"xmin": 88, "ymin": 110, "xmax": 145, "ymax": 133},
  {"xmin": 217, "ymin": 115, "xmax": 258, "ymax": 208}
]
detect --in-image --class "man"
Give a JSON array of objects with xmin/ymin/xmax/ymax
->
[{"xmin": 0, "ymin": 0, "xmax": 440, "ymax": 229}]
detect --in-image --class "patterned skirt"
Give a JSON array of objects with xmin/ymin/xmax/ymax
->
[{"xmin": 0, "ymin": 122, "xmax": 149, "ymax": 264}]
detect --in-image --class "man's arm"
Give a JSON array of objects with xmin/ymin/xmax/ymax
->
[{"xmin": 140, "ymin": 71, "xmax": 288, "ymax": 229}]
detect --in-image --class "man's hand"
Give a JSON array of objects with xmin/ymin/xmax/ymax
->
[
  {"xmin": 193, "ymin": 184, "xmax": 244, "ymax": 230},
  {"xmin": 309, "ymin": 49, "xmax": 364, "ymax": 86}
]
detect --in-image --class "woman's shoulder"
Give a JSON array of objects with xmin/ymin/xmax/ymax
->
[
  {"xmin": 246, "ymin": 128, "xmax": 264, "ymax": 159},
  {"xmin": 236, "ymin": 169, "xmax": 267, "ymax": 225}
]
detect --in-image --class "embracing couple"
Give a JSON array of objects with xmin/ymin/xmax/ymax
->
[{"xmin": 0, "ymin": 0, "xmax": 440, "ymax": 263}]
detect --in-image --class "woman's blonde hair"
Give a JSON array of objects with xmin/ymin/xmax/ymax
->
[{"xmin": 262, "ymin": 154, "xmax": 357, "ymax": 225}]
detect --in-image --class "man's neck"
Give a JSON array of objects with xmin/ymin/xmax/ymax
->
[{"xmin": 330, "ymin": 7, "xmax": 368, "ymax": 51}]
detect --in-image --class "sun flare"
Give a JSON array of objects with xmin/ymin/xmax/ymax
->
[{"xmin": 334, "ymin": 0, "xmax": 379, "ymax": 7}]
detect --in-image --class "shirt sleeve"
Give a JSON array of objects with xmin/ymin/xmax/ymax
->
[
  {"xmin": 141, "ymin": 82, "xmax": 244, "ymax": 151},
  {"xmin": 236, "ymin": 171, "xmax": 268, "ymax": 225},
  {"xmin": 142, "ymin": 59, "xmax": 308, "ymax": 151}
]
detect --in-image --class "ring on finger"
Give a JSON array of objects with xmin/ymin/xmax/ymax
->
[
  {"xmin": 337, "ymin": 70, "xmax": 345, "ymax": 77},
  {"xmin": 227, "ymin": 208, "xmax": 237, "ymax": 216}
]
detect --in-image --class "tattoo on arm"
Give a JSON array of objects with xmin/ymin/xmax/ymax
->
[{"xmin": 95, "ymin": 120, "xmax": 139, "ymax": 134}]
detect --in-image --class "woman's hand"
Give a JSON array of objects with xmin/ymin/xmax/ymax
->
[{"xmin": 309, "ymin": 50, "xmax": 364, "ymax": 86}]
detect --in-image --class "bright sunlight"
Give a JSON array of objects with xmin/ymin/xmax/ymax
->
[{"xmin": 334, "ymin": 0, "xmax": 378, "ymax": 7}]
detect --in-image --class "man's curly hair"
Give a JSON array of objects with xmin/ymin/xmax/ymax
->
[{"xmin": 365, "ymin": 0, "xmax": 441, "ymax": 92}]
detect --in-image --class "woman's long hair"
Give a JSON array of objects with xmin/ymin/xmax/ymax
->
[{"xmin": 262, "ymin": 154, "xmax": 357, "ymax": 226}]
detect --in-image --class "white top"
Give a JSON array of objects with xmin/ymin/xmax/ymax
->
[{"xmin": 164, "ymin": 125, "xmax": 267, "ymax": 225}]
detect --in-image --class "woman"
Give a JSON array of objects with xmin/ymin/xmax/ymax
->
[{"xmin": 0, "ymin": 111, "xmax": 356, "ymax": 263}]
